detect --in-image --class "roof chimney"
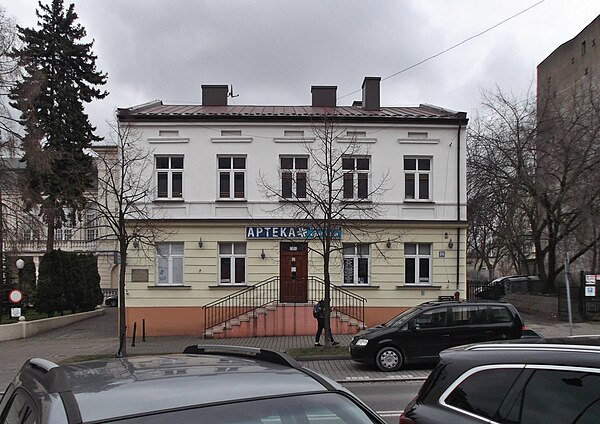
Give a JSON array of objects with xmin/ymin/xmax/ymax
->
[
  {"xmin": 202, "ymin": 85, "xmax": 228, "ymax": 106},
  {"xmin": 311, "ymin": 86, "xmax": 337, "ymax": 107},
  {"xmin": 361, "ymin": 77, "xmax": 381, "ymax": 111}
]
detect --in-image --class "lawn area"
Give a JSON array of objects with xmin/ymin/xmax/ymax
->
[{"xmin": 0, "ymin": 309, "xmax": 74, "ymax": 325}]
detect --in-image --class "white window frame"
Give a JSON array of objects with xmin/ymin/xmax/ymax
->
[
  {"xmin": 20, "ymin": 213, "xmax": 38, "ymax": 241},
  {"xmin": 342, "ymin": 156, "xmax": 370, "ymax": 200},
  {"xmin": 218, "ymin": 155, "xmax": 246, "ymax": 200},
  {"xmin": 342, "ymin": 244, "xmax": 370, "ymax": 285},
  {"xmin": 156, "ymin": 242, "xmax": 184, "ymax": 286},
  {"xmin": 404, "ymin": 156, "xmax": 431, "ymax": 201},
  {"xmin": 155, "ymin": 155, "xmax": 184, "ymax": 199},
  {"xmin": 54, "ymin": 208, "xmax": 73, "ymax": 241},
  {"xmin": 218, "ymin": 242, "xmax": 246, "ymax": 285},
  {"xmin": 85, "ymin": 208, "xmax": 99, "ymax": 242},
  {"xmin": 404, "ymin": 243, "xmax": 432, "ymax": 285},
  {"xmin": 280, "ymin": 156, "xmax": 308, "ymax": 200}
]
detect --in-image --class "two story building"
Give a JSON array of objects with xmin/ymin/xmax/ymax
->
[{"xmin": 117, "ymin": 77, "xmax": 468, "ymax": 337}]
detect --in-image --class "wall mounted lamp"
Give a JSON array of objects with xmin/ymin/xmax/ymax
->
[
  {"xmin": 448, "ymin": 239, "xmax": 454, "ymax": 249},
  {"xmin": 386, "ymin": 238, "xmax": 391, "ymax": 248},
  {"xmin": 198, "ymin": 238, "xmax": 203, "ymax": 248},
  {"xmin": 444, "ymin": 232, "xmax": 449, "ymax": 239},
  {"xmin": 260, "ymin": 249, "xmax": 266, "ymax": 260},
  {"xmin": 132, "ymin": 240, "xmax": 139, "ymax": 248}
]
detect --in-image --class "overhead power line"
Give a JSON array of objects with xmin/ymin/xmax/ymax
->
[{"xmin": 338, "ymin": 0, "xmax": 546, "ymax": 101}]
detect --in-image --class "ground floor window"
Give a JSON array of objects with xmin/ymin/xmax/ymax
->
[
  {"xmin": 405, "ymin": 243, "xmax": 431, "ymax": 284},
  {"xmin": 343, "ymin": 244, "xmax": 369, "ymax": 285},
  {"xmin": 156, "ymin": 242, "xmax": 184, "ymax": 285},
  {"xmin": 219, "ymin": 242, "xmax": 246, "ymax": 284}
]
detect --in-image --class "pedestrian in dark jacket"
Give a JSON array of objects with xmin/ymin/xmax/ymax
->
[{"xmin": 313, "ymin": 300, "xmax": 339, "ymax": 346}]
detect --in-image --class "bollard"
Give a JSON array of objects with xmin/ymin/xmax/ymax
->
[
  {"xmin": 131, "ymin": 321, "xmax": 137, "ymax": 347},
  {"xmin": 142, "ymin": 319, "xmax": 146, "ymax": 342},
  {"xmin": 117, "ymin": 329, "xmax": 126, "ymax": 357}
]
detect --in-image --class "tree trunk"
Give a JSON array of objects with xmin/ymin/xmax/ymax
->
[
  {"xmin": 118, "ymin": 245, "xmax": 127, "ymax": 356},
  {"xmin": 323, "ymin": 250, "xmax": 332, "ymax": 348}
]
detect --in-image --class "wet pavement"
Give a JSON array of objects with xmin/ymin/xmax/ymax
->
[{"xmin": 1, "ymin": 306, "xmax": 598, "ymax": 390}]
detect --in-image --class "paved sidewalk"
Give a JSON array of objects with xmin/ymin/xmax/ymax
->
[{"xmin": 1, "ymin": 306, "xmax": 599, "ymax": 390}]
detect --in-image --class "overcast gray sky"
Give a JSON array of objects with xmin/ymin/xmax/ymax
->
[{"xmin": 3, "ymin": 0, "xmax": 600, "ymax": 139}]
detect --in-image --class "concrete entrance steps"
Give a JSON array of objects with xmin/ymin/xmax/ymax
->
[{"xmin": 204, "ymin": 303, "xmax": 365, "ymax": 338}]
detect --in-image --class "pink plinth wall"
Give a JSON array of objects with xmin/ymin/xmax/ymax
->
[{"xmin": 216, "ymin": 304, "xmax": 359, "ymax": 338}]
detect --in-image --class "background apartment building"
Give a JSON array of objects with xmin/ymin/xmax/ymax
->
[{"xmin": 117, "ymin": 77, "xmax": 468, "ymax": 337}]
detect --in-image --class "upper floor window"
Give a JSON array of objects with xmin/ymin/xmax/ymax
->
[
  {"xmin": 281, "ymin": 156, "xmax": 308, "ymax": 199},
  {"xmin": 342, "ymin": 156, "xmax": 369, "ymax": 200},
  {"xmin": 20, "ymin": 213, "xmax": 38, "ymax": 241},
  {"xmin": 343, "ymin": 244, "xmax": 369, "ymax": 285},
  {"xmin": 85, "ymin": 208, "xmax": 99, "ymax": 242},
  {"xmin": 404, "ymin": 157, "xmax": 431, "ymax": 201},
  {"xmin": 405, "ymin": 243, "xmax": 431, "ymax": 285},
  {"xmin": 219, "ymin": 242, "xmax": 246, "ymax": 285},
  {"xmin": 156, "ymin": 242, "xmax": 184, "ymax": 286},
  {"xmin": 54, "ymin": 208, "xmax": 73, "ymax": 241},
  {"xmin": 156, "ymin": 156, "xmax": 183, "ymax": 199},
  {"xmin": 218, "ymin": 156, "xmax": 246, "ymax": 199}
]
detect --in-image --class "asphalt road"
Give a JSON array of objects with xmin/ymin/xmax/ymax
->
[{"xmin": 344, "ymin": 381, "xmax": 422, "ymax": 423}]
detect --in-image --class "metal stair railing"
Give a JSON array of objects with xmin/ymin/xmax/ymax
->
[
  {"xmin": 307, "ymin": 276, "xmax": 366, "ymax": 324},
  {"xmin": 202, "ymin": 276, "xmax": 367, "ymax": 334},
  {"xmin": 203, "ymin": 276, "xmax": 280, "ymax": 335}
]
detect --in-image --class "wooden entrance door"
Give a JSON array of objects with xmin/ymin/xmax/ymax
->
[{"xmin": 279, "ymin": 242, "xmax": 308, "ymax": 303}]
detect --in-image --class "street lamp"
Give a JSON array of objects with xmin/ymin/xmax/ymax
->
[{"xmin": 16, "ymin": 258, "xmax": 24, "ymax": 292}]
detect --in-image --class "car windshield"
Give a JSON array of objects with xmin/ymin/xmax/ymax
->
[
  {"xmin": 109, "ymin": 392, "xmax": 380, "ymax": 424},
  {"xmin": 384, "ymin": 306, "xmax": 421, "ymax": 327}
]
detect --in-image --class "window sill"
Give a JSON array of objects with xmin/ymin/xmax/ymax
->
[
  {"xmin": 148, "ymin": 285, "xmax": 191, "ymax": 289},
  {"xmin": 153, "ymin": 198, "xmax": 185, "ymax": 203},
  {"xmin": 341, "ymin": 285, "xmax": 380, "ymax": 289},
  {"xmin": 396, "ymin": 285, "xmax": 441, "ymax": 290},
  {"xmin": 341, "ymin": 199, "xmax": 373, "ymax": 204},
  {"xmin": 403, "ymin": 200, "xmax": 435, "ymax": 204},
  {"xmin": 279, "ymin": 199, "xmax": 310, "ymax": 203},
  {"xmin": 209, "ymin": 284, "xmax": 249, "ymax": 289}
]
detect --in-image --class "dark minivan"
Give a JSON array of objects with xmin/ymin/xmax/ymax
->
[{"xmin": 349, "ymin": 301, "xmax": 524, "ymax": 371}]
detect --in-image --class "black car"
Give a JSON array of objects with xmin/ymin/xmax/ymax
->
[
  {"xmin": 400, "ymin": 337, "xmax": 600, "ymax": 423},
  {"xmin": 349, "ymin": 300, "xmax": 524, "ymax": 371},
  {"xmin": 475, "ymin": 275, "xmax": 540, "ymax": 300},
  {"xmin": 104, "ymin": 295, "xmax": 117, "ymax": 307},
  {"xmin": 0, "ymin": 345, "xmax": 386, "ymax": 423}
]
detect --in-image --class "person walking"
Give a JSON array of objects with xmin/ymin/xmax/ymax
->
[{"xmin": 313, "ymin": 300, "xmax": 339, "ymax": 346}]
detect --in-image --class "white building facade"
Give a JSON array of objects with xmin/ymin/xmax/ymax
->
[{"xmin": 118, "ymin": 77, "xmax": 468, "ymax": 337}]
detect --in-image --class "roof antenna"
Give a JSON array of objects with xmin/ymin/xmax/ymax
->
[{"xmin": 228, "ymin": 85, "xmax": 239, "ymax": 98}]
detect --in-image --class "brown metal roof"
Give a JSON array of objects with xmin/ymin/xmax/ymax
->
[{"xmin": 117, "ymin": 102, "xmax": 467, "ymax": 124}]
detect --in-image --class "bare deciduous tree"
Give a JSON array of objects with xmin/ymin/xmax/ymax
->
[
  {"xmin": 259, "ymin": 113, "xmax": 393, "ymax": 347},
  {"xmin": 468, "ymin": 85, "xmax": 600, "ymax": 290},
  {"xmin": 88, "ymin": 121, "xmax": 165, "ymax": 356}
]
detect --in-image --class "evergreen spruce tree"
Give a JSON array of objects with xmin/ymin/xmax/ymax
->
[{"xmin": 10, "ymin": 0, "xmax": 107, "ymax": 251}]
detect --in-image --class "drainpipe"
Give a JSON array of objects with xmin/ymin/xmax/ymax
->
[{"xmin": 456, "ymin": 123, "xmax": 462, "ymax": 296}]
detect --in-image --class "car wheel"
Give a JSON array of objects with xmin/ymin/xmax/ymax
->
[
  {"xmin": 108, "ymin": 299, "xmax": 117, "ymax": 307},
  {"xmin": 376, "ymin": 346, "xmax": 403, "ymax": 372}
]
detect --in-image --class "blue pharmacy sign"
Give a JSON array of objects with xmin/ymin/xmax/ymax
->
[{"xmin": 246, "ymin": 226, "xmax": 341, "ymax": 240}]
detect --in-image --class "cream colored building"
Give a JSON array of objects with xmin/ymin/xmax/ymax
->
[{"xmin": 118, "ymin": 77, "xmax": 468, "ymax": 337}]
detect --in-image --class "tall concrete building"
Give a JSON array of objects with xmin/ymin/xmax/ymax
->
[{"xmin": 538, "ymin": 14, "xmax": 600, "ymax": 106}]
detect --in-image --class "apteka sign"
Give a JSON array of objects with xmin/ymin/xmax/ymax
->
[{"xmin": 245, "ymin": 226, "xmax": 341, "ymax": 239}]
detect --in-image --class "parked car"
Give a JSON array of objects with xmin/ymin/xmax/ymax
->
[
  {"xmin": 0, "ymin": 345, "xmax": 386, "ymax": 424},
  {"xmin": 475, "ymin": 275, "xmax": 540, "ymax": 300},
  {"xmin": 104, "ymin": 295, "xmax": 117, "ymax": 307},
  {"xmin": 349, "ymin": 300, "xmax": 524, "ymax": 371},
  {"xmin": 400, "ymin": 337, "xmax": 600, "ymax": 423}
]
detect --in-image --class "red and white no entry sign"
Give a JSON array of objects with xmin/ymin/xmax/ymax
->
[{"xmin": 8, "ymin": 289, "xmax": 23, "ymax": 303}]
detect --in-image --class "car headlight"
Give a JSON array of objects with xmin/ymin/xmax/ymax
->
[{"xmin": 355, "ymin": 339, "xmax": 369, "ymax": 347}]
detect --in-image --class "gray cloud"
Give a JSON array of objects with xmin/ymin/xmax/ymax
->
[{"xmin": 3, "ymin": 0, "xmax": 600, "ymax": 139}]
